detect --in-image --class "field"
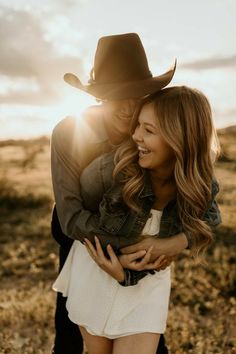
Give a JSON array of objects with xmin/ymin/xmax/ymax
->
[{"xmin": 0, "ymin": 130, "xmax": 235, "ymax": 354}]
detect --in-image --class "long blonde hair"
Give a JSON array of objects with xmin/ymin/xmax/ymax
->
[{"xmin": 114, "ymin": 86, "xmax": 220, "ymax": 255}]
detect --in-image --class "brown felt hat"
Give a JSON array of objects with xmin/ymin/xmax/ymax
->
[{"xmin": 64, "ymin": 33, "xmax": 176, "ymax": 100}]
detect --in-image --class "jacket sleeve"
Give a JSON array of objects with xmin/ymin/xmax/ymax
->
[
  {"xmin": 51, "ymin": 116, "xmax": 128, "ymax": 250},
  {"xmin": 203, "ymin": 180, "xmax": 221, "ymax": 227}
]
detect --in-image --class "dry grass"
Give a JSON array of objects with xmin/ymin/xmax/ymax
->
[{"xmin": 0, "ymin": 131, "xmax": 235, "ymax": 354}]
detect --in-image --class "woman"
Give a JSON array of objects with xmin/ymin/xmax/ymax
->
[{"xmin": 53, "ymin": 86, "xmax": 221, "ymax": 354}]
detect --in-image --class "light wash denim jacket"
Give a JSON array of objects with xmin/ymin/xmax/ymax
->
[{"xmin": 80, "ymin": 152, "xmax": 221, "ymax": 286}]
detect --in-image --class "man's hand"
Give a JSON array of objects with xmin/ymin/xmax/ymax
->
[
  {"xmin": 121, "ymin": 233, "xmax": 188, "ymax": 262},
  {"xmin": 84, "ymin": 236, "xmax": 125, "ymax": 282}
]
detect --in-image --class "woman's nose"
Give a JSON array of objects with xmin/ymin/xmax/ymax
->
[{"xmin": 132, "ymin": 126, "xmax": 143, "ymax": 142}]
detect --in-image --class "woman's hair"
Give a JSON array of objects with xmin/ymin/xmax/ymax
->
[{"xmin": 113, "ymin": 86, "xmax": 220, "ymax": 256}]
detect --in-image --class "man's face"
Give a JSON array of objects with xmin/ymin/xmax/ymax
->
[{"xmin": 104, "ymin": 99, "xmax": 140, "ymax": 145}]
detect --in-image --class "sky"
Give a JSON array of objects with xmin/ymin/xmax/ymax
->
[{"xmin": 0, "ymin": 0, "xmax": 236, "ymax": 139}]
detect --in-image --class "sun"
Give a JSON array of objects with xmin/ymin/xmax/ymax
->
[
  {"xmin": 52, "ymin": 88, "xmax": 96, "ymax": 122},
  {"xmin": 0, "ymin": 88, "xmax": 96, "ymax": 140},
  {"xmin": 38, "ymin": 89, "xmax": 97, "ymax": 139}
]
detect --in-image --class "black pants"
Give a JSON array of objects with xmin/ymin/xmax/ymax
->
[{"xmin": 51, "ymin": 207, "xmax": 168, "ymax": 354}]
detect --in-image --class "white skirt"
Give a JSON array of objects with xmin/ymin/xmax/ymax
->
[{"xmin": 53, "ymin": 242, "xmax": 171, "ymax": 338}]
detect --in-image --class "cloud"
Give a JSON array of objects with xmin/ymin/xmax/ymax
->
[
  {"xmin": 0, "ymin": 88, "xmax": 57, "ymax": 105},
  {"xmin": 0, "ymin": 7, "xmax": 51, "ymax": 77},
  {"xmin": 180, "ymin": 55, "xmax": 236, "ymax": 70},
  {"xmin": 0, "ymin": 6, "xmax": 84, "ymax": 104},
  {"xmin": 51, "ymin": 0, "xmax": 89, "ymax": 10}
]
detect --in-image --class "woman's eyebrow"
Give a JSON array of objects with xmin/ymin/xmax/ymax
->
[{"xmin": 143, "ymin": 122, "xmax": 157, "ymax": 129}]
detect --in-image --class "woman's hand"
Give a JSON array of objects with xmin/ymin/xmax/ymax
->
[
  {"xmin": 84, "ymin": 236, "xmax": 125, "ymax": 282},
  {"xmin": 119, "ymin": 249, "xmax": 174, "ymax": 271}
]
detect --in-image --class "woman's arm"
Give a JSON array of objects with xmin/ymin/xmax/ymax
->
[{"xmin": 84, "ymin": 237, "xmax": 164, "ymax": 286}]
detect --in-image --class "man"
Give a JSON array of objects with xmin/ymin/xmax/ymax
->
[{"xmin": 51, "ymin": 33, "xmax": 188, "ymax": 354}]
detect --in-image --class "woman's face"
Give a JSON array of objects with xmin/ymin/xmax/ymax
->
[{"xmin": 132, "ymin": 102, "xmax": 175, "ymax": 173}]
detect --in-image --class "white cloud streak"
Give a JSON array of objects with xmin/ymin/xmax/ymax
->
[{"xmin": 180, "ymin": 55, "xmax": 236, "ymax": 70}]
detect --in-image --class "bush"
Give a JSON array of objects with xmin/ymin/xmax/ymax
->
[{"xmin": 0, "ymin": 178, "xmax": 51, "ymax": 210}]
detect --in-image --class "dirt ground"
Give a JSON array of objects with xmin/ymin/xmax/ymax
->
[{"xmin": 0, "ymin": 130, "xmax": 235, "ymax": 354}]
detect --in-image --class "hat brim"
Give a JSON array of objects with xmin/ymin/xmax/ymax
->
[{"xmin": 64, "ymin": 60, "xmax": 176, "ymax": 100}]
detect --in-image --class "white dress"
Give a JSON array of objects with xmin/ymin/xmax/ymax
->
[{"xmin": 53, "ymin": 209, "xmax": 171, "ymax": 338}]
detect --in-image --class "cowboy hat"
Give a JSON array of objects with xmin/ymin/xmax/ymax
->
[{"xmin": 64, "ymin": 33, "xmax": 176, "ymax": 100}]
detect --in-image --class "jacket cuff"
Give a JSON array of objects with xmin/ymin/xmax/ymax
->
[
  {"xmin": 119, "ymin": 269, "xmax": 133, "ymax": 287},
  {"xmin": 119, "ymin": 269, "xmax": 152, "ymax": 287}
]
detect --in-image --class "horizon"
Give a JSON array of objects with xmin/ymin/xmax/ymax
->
[{"xmin": 0, "ymin": 123, "xmax": 235, "ymax": 143}]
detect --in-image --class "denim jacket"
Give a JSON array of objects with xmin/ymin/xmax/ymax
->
[{"xmin": 80, "ymin": 152, "xmax": 221, "ymax": 286}]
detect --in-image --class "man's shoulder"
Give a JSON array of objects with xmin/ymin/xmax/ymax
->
[
  {"xmin": 52, "ymin": 105, "xmax": 105, "ymax": 144},
  {"xmin": 83, "ymin": 105, "xmax": 104, "ymax": 125},
  {"xmin": 52, "ymin": 107, "xmax": 100, "ymax": 136},
  {"xmin": 52, "ymin": 115, "xmax": 76, "ymax": 136},
  {"xmin": 51, "ymin": 116, "xmax": 77, "ymax": 155}
]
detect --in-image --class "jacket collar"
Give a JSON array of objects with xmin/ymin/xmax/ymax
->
[{"xmin": 139, "ymin": 172, "xmax": 155, "ymax": 199}]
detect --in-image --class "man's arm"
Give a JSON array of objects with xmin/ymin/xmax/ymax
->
[
  {"xmin": 51, "ymin": 116, "xmax": 136, "ymax": 251},
  {"xmin": 120, "ymin": 232, "xmax": 188, "ymax": 261},
  {"xmin": 51, "ymin": 117, "xmax": 112, "ymax": 246}
]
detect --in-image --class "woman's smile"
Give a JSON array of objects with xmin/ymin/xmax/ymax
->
[{"xmin": 137, "ymin": 145, "xmax": 151, "ymax": 157}]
